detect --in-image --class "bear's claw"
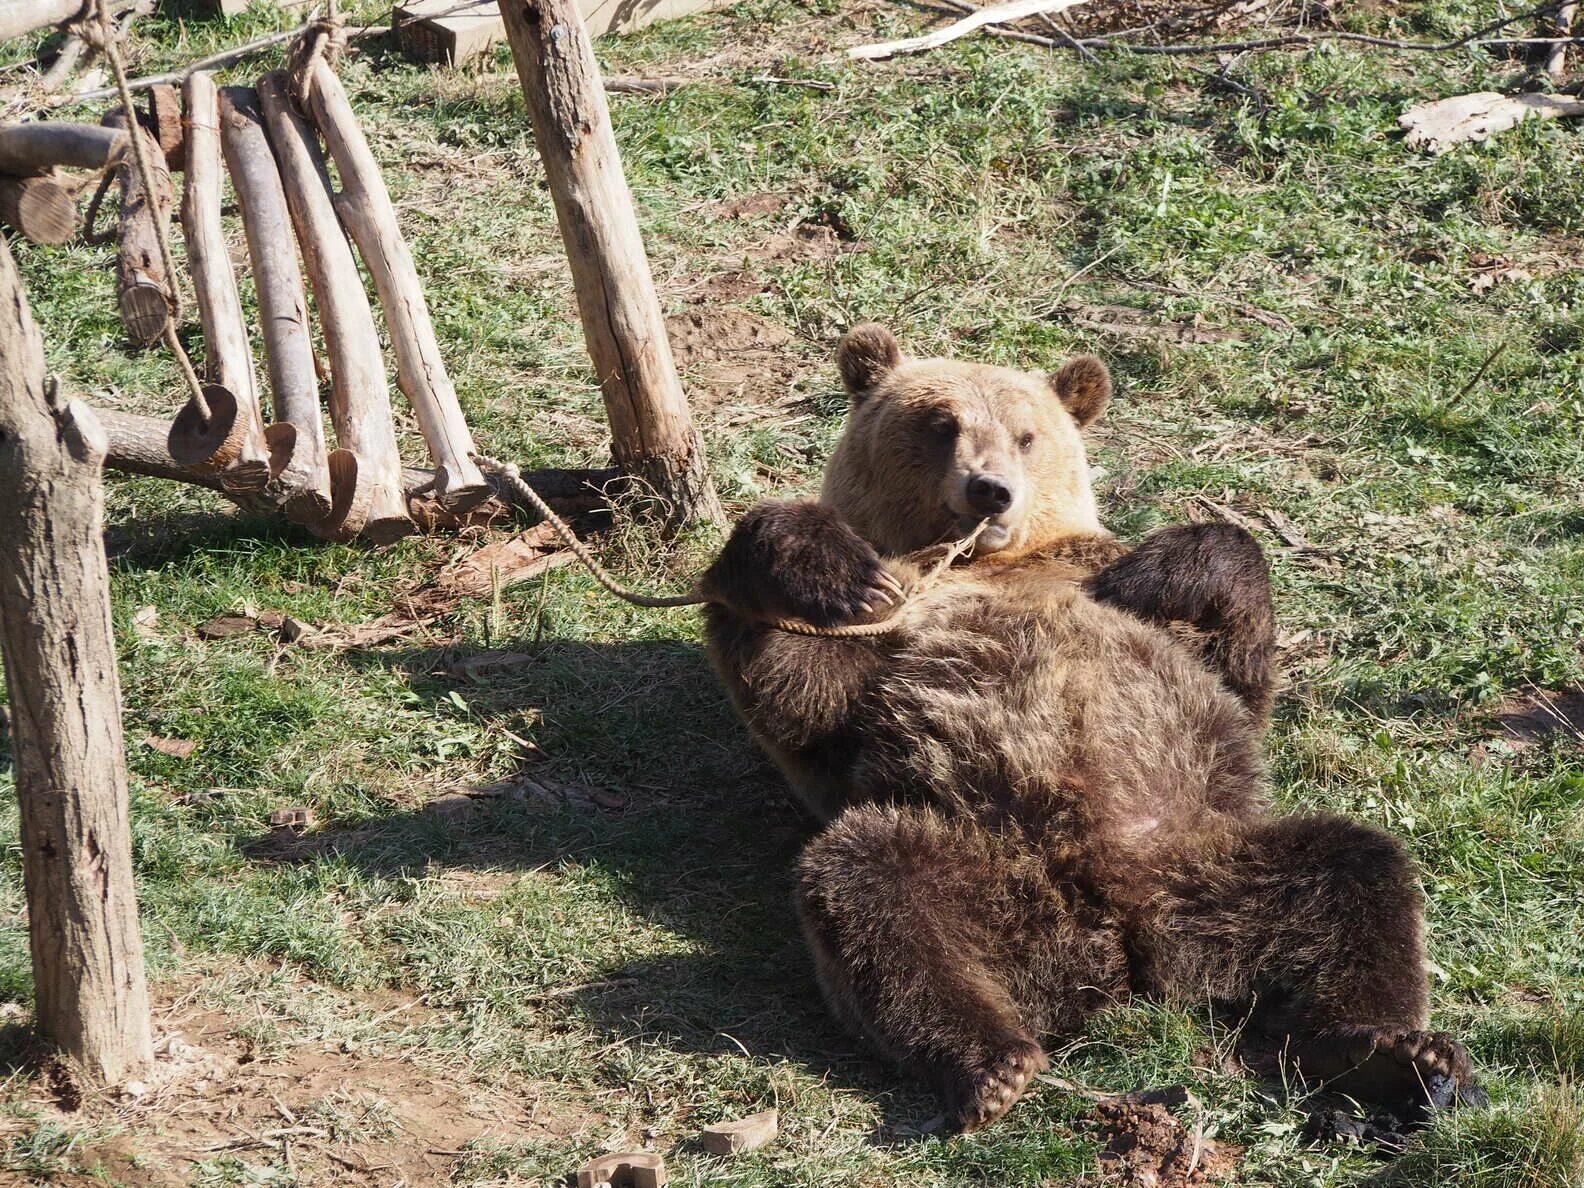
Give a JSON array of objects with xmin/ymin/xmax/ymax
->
[
  {"xmin": 1321, "ymin": 1026, "xmax": 1481, "ymax": 1115},
  {"xmin": 946, "ymin": 1036, "xmax": 1049, "ymax": 1133}
]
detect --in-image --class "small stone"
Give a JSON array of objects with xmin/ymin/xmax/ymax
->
[
  {"xmin": 122, "ymin": 1079, "xmax": 148, "ymax": 1098},
  {"xmin": 143, "ymin": 736, "xmax": 197, "ymax": 759},
  {"xmin": 575, "ymin": 1152, "xmax": 666, "ymax": 1188},
  {"xmin": 700, "ymin": 1108, "xmax": 778, "ymax": 1155}
]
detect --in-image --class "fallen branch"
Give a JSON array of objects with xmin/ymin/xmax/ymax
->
[
  {"xmin": 1400, "ymin": 91, "xmax": 1584, "ymax": 152},
  {"xmin": 850, "ymin": 0, "xmax": 1090, "ymax": 59}
]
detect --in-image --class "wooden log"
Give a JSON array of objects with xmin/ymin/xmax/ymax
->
[
  {"xmin": 94, "ymin": 404, "xmax": 612, "ymax": 528},
  {"xmin": 0, "ymin": 235, "xmax": 154, "ymax": 1088},
  {"xmin": 219, "ymin": 84, "xmax": 332, "ymax": 526},
  {"xmin": 257, "ymin": 70, "xmax": 413, "ymax": 545},
  {"xmin": 0, "ymin": 122, "xmax": 126, "ymax": 175},
  {"xmin": 0, "ymin": 0, "xmax": 145, "ymax": 42},
  {"xmin": 499, "ymin": 0, "xmax": 722, "ymax": 535},
  {"xmin": 0, "ymin": 173, "xmax": 76, "ymax": 244},
  {"xmin": 100, "ymin": 108, "xmax": 173, "ymax": 349},
  {"xmin": 148, "ymin": 82, "xmax": 185, "ymax": 172},
  {"xmin": 1547, "ymin": 1, "xmax": 1576, "ymax": 76},
  {"xmin": 304, "ymin": 60, "xmax": 491, "ymax": 515},
  {"xmin": 177, "ymin": 72, "xmax": 271, "ymax": 493}
]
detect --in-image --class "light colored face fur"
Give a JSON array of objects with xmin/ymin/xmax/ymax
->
[{"xmin": 820, "ymin": 324, "xmax": 1111, "ymax": 557}]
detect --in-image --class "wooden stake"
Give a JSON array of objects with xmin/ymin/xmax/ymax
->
[
  {"xmin": 100, "ymin": 108, "xmax": 173, "ymax": 348},
  {"xmin": 0, "ymin": 173, "xmax": 76, "ymax": 244},
  {"xmin": 304, "ymin": 60, "xmax": 492, "ymax": 514},
  {"xmin": 219, "ymin": 84, "xmax": 332, "ymax": 526},
  {"xmin": 0, "ymin": 123, "xmax": 127, "ymax": 174},
  {"xmin": 498, "ymin": 0, "xmax": 722, "ymax": 534},
  {"xmin": 1547, "ymin": 1, "xmax": 1576, "ymax": 76},
  {"xmin": 257, "ymin": 70, "xmax": 413, "ymax": 544},
  {"xmin": 178, "ymin": 72, "xmax": 271, "ymax": 493},
  {"xmin": 0, "ymin": 236, "xmax": 153, "ymax": 1088}
]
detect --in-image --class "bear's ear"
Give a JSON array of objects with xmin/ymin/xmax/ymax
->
[
  {"xmin": 1048, "ymin": 354, "xmax": 1111, "ymax": 428},
  {"xmin": 837, "ymin": 323, "xmax": 902, "ymax": 396}
]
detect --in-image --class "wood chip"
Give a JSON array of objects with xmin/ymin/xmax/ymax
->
[
  {"xmin": 700, "ymin": 1109, "xmax": 778, "ymax": 1155},
  {"xmin": 433, "ymin": 525, "xmax": 566, "ymax": 599},
  {"xmin": 1400, "ymin": 92, "xmax": 1584, "ymax": 154},
  {"xmin": 279, "ymin": 616, "xmax": 317, "ymax": 643},
  {"xmin": 268, "ymin": 806, "xmax": 315, "ymax": 832},
  {"xmin": 142, "ymin": 736, "xmax": 197, "ymax": 759},
  {"xmin": 195, "ymin": 614, "xmax": 257, "ymax": 639},
  {"xmin": 575, "ymin": 1151, "xmax": 667, "ymax": 1188}
]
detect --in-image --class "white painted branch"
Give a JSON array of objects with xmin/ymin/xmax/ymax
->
[{"xmin": 847, "ymin": 0, "xmax": 1090, "ymax": 59}]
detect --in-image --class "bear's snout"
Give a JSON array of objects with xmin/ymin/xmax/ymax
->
[{"xmin": 966, "ymin": 472, "xmax": 1016, "ymax": 517}]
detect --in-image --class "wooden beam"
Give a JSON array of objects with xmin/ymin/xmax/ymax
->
[
  {"xmin": 0, "ymin": 233, "xmax": 153, "ymax": 1088},
  {"xmin": 0, "ymin": 122, "xmax": 126, "ymax": 175},
  {"xmin": 305, "ymin": 59, "xmax": 492, "ymax": 514},
  {"xmin": 498, "ymin": 0, "xmax": 721, "ymax": 534},
  {"xmin": 219, "ymin": 84, "xmax": 332, "ymax": 526},
  {"xmin": 258, "ymin": 70, "xmax": 413, "ymax": 545}
]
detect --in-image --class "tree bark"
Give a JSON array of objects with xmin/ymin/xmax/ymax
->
[
  {"xmin": 305, "ymin": 60, "xmax": 491, "ymax": 515},
  {"xmin": 100, "ymin": 108, "xmax": 172, "ymax": 349},
  {"xmin": 0, "ymin": 123, "xmax": 126, "ymax": 175},
  {"xmin": 257, "ymin": 70, "xmax": 413, "ymax": 545},
  {"xmin": 0, "ymin": 235, "xmax": 153, "ymax": 1088},
  {"xmin": 218, "ymin": 84, "xmax": 332, "ymax": 527},
  {"xmin": 178, "ymin": 72, "xmax": 272, "ymax": 493},
  {"xmin": 498, "ymin": 0, "xmax": 721, "ymax": 535},
  {"xmin": 0, "ymin": 173, "xmax": 76, "ymax": 244}
]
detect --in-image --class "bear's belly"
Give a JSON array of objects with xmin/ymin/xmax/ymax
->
[{"xmin": 847, "ymin": 581, "xmax": 1266, "ymax": 844}]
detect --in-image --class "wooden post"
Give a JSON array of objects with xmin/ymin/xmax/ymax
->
[
  {"xmin": 1547, "ymin": 1, "xmax": 1576, "ymax": 76},
  {"xmin": 0, "ymin": 235, "xmax": 154, "ymax": 1087},
  {"xmin": 0, "ymin": 173, "xmax": 76, "ymax": 244},
  {"xmin": 100, "ymin": 108, "xmax": 173, "ymax": 349},
  {"xmin": 304, "ymin": 60, "xmax": 492, "ymax": 514},
  {"xmin": 178, "ymin": 72, "xmax": 272, "ymax": 493},
  {"xmin": 498, "ymin": 0, "xmax": 722, "ymax": 534},
  {"xmin": 257, "ymin": 70, "xmax": 413, "ymax": 545},
  {"xmin": 219, "ymin": 85, "xmax": 332, "ymax": 526}
]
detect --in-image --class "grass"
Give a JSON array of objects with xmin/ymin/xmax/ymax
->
[{"xmin": 2, "ymin": 0, "xmax": 1583, "ymax": 1183}]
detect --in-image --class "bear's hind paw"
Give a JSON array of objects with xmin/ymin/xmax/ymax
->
[{"xmin": 946, "ymin": 1036, "xmax": 1049, "ymax": 1134}]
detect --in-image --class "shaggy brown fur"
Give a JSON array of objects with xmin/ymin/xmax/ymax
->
[{"xmin": 700, "ymin": 325, "xmax": 1479, "ymax": 1132}]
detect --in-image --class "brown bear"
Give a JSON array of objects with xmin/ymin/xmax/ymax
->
[{"xmin": 698, "ymin": 324, "xmax": 1480, "ymax": 1133}]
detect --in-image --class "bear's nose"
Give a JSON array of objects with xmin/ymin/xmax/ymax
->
[{"xmin": 966, "ymin": 473, "xmax": 1014, "ymax": 515}]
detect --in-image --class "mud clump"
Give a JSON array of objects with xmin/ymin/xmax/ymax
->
[{"xmin": 1090, "ymin": 1089, "xmax": 1241, "ymax": 1186}]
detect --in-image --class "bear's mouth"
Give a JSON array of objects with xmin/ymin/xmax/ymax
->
[{"xmin": 955, "ymin": 514, "xmax": 1013, "ymax": 553}]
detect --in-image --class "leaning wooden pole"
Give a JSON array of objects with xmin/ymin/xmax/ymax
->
[
  {"xmin": 258, "ymin": 70, "xmax": 413, "ymax": 544},
  {"xmin": 219, "ymin": 85, "xmax": 332, "ymax": 526},
  {"xmin": 304, "ymin": 60, "xmax": 492, "ymax": 515},
  {"xmin": 498, "ymin": 0, "xmax": 722, "ymax": 534},
  {"xmin": 177, "ymin": 72, "xmax": 272, "ymax": 492},
  {"xmin": 0, "ymin": 235, "xmax": 154, "ymax": 1087},
  {"xmin": 100, "ymin": 107, "xmax": 173, "ymax": 349}
]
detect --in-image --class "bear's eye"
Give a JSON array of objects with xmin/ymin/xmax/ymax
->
[
  {"xmin": 925, "ymin": 411, "xmax": 958, "ymax": 440},
  {"xmin": 1018, "ymin": 431, "xmax": 1036, "ymax": 452}
]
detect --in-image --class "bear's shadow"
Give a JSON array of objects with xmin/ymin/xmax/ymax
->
[{"xmin": 249, "ymin": 636, "xmax": 945, "ymax": 1139}]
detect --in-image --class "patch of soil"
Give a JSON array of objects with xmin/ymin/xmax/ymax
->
[
  {"xmin": 708, "ymin": 191, "xmax": 789, "ymax": 220},
  {"xmin": 763, "ymin": 219, "xmax": 863, "ymax": 263},
  {"xmin": 1089, "ymin": 1088, "xmax": 1241, "ymax": 1186},
  {"xmin": 667, "ymin": 308, "xmax": 808, "ymax": 413},
  {"xmin": 13, "ymin": 994, "xmax": 600, "ymax": 1186},
  {"xmin": 1493, "ymin": 687, "xmax": 1584, "ymax": 748}
]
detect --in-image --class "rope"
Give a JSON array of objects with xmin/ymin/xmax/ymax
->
[
  {"xmin": 470, "ymin": 453, "xmax": 988, "ymax": 639},
  {"xmin": 74, "ymin": 0, "xmax": 211, "ymax": 424},
  {"xmin": 287, "ymin": 0, "xmax": 346, "ymax": 111}
]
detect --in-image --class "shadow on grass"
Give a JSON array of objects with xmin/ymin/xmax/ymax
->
[{"xmin": 241, "ymin": 635, "xmax": 944, "ymax": 1137}]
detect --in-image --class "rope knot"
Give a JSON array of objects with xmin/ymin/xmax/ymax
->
[{"xmin": 287, "ymin": 1, "xmax": 347, "ymax": 111}]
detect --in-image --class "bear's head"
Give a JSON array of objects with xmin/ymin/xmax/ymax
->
[{"xmin": 820, "ymin": 323, "xmax": 1111, "ymax": 558}]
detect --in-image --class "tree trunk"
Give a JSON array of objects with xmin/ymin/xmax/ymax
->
[
  {"xmin": 0, "ymin": 236, "xmax": 153, "ymax": 1088},
  {"xmin": 257, "ymin": 70, "xmax": 413, "ymax": 545},
  {"xmin": 498, "ymin": 0, "xmax": 721, "ymax": 535},
  {"xmin": 304, "ymin": 60, "xmax": 491, "ymax": 514},
  {"xmin": 218, "ymin": 85, "xmax": 332, "ymax": 526}
]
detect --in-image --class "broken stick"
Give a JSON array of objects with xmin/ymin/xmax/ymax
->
[
  {"xmin": 848, "ymin": 0, "xmax": 1091, "ymax": 59},
  {"xmin": 176, "ymin": 71, "xmax": 271, "ymax": 493},
  {"xmin": 219, "ymin": 84, "xmax": 332, "ymax": 526},
  {"xmin": 304, "ymin": 59, "xmax": 491, "ymax": 515},
  {"xmin": 258, "ymin": 70, "xmax": 413, "ymax": 544}
]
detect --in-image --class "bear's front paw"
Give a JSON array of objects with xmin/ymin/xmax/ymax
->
[
  {"xmin": 704, "ymin": 500, "xmax": 903, "ymax": 627},
  {"xmin": 944, "ymin": 1035, "xmax": 1049, "ymax": 1133},
  {"xmin": 1316, "ymin": 1027, "xmax": 1484, "ymax": 1115}
]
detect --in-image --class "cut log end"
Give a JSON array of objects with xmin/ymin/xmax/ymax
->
[
  {"xmin": 317, "ymin": 448, "xmax": 371, "ymax": 541},
  {"xmin": 434, "ymin": 463, "xmax": 496, "ymax": 514},
  {"xmin": 0, "ymin": 175, "xmax": 77, "ymax": 245},
  {"xmin": 167, "ymin": 385, "xmax": 245, "ymax": 471},
  {"xmin": 117, "ymin": 281, "xmax": 172, "ymax": 348}
]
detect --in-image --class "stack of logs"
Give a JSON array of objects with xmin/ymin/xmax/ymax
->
[{"xmin": 0, "ymin": 61, "xmax": 500, "ymax": 543}]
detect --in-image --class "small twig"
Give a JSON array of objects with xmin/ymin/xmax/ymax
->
[
  {"xmin": 1444, "ymin": 341, "xmax": 1507, "ymax": 411},
  {"xmin": 851, "ymin": 0, "xmax": 1091, "ymax": 58},
  {"xmin": 745, "ymin": 74, "xmax": 836, "ymax": 90}
]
